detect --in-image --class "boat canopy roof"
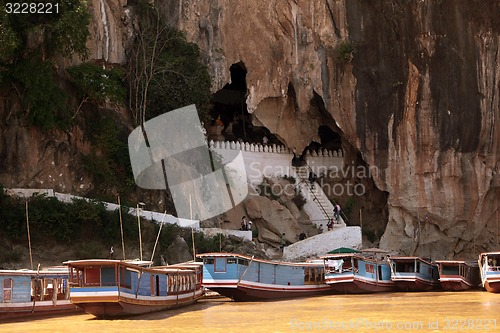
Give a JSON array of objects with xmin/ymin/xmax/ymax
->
[
  {"xmin": 0, "ymin": 268, "xmax": 69, "ymax": 276},
  {"xmin": 197, "ymin": 252, "xmax": 323, "ymax": 267},
  {"xmin": 64, "ymin": 259, "xmax": 153, "ymax": 267},
  {"xmin": 388, "ymin": 256, "xmax": 434, "ymax": 264},
  {"xmin": 64, "ymin": 259, "xmax": 199, "ymax": 274},
  {"xmin": 435, "ymin": 260, "xmax": 478, "ymax": 266},
  {"xmin": 479, "ymin": 252, "xmax": 500, "ymax": 257}
]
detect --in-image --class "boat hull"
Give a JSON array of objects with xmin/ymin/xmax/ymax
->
[
  {"xmin": 392, "ymin": 278, "xmax": 439, "ymax": 292},
  {"xmin": 206, "ymin": 283, "xmax": 332, "ymax": 301},
  {"xmin": 326, "ymin": 277, "xmax": 395, "ymax": 294},
  {"xmin": 484, "ymin": 280, "xmax": 500, "ymax": 293},
  {"xmin": 76, "ymin": 296, "xmax": 202, "ymax": 318},
  {"xmin": 71, "ymin": 289, "xmax": 204, "ymax": 318},
  {"xmin": 0, "ymin": 301, "xmax": 81, "ymax": 320},
  {"xmin": 439, "ymin": 277, "xmax": 479, "ymax": 291}
]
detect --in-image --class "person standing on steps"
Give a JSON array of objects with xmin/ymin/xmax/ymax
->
[
  {"xmin": 334, "ymin": 204, "xmax": 341, "ymax": 223},
  {"xmin": 280, "ymin": 233, "xmax": 286, "ymax": 250},
  {"xmin": 241, "ymin": 216, "xmax": 248, "ymax": 231}
]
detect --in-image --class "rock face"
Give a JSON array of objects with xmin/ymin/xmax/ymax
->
[
  {"xmin": 164, "ymin": 0, "xmax": 499, "ymax": 258},
  {"xmin": 1, "ymin": 0, "xmax": 498, "ymax": 259},
  {"xmin": 0, "ymin": 0, "xmax": 133, "ymax": 194},
  {"xmin": 165, "ymin": 235, "xmax": 193, "ymax": 264}
]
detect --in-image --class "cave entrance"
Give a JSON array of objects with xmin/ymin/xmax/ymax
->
[{"xmin": 208, "ymin": 61, "xmax": 279, "ymax": 144}]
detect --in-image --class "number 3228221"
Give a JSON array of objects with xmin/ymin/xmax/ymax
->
[{"xmin": 5, "ymin": 3, "xmax": 59, "ymax": 14}]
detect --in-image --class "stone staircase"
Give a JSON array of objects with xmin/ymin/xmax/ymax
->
[{"xmin": 292, "ymin": 166, "xmax": 345, "ymax": 232}]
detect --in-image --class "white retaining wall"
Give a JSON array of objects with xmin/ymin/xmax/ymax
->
[
  {"xmin": 6, "ymin": 188, "xmax": 200, "ymax": 228},
  {"xmin": 282, "ymin": 226, "xmax": 362, "ymax": 261}
]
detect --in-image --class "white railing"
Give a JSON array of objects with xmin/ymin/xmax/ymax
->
[
  {"xmin": 209, "ymin": 140, "xmax": 291, "ymax": 154},
  {"xmin": 304, "ymin": 148, "xmax": 344, "ymax": 157}
]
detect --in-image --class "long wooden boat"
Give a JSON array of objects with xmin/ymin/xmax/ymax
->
[
  {"xmin": 478, "ymin": 252, "xmax": 500, "ymax": 293},
  {"xmin": 387, "ymin": 256, "xmax": 440, "ymax": 291},
  {"xmin": 322, "ymin": 251, "xmax": 396, "ymax": 293},
  {"xmin": 197, "ymin": 252, "xmax": 333, "ymax": 301},
  {"xmin": 64, "ymin": 259, "xmax": 204, "ymax": 318},
  {"xmin": 0, "ymin": 266, "xmax": 80, "ymax": 319},
  {"xmin": 436, "ymin": 260, "xmax": 480, "ymax": 291}
]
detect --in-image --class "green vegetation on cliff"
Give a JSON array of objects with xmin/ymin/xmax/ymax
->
[
  {"xmin": 0, "ymin": 185, "xmax": 226, "ymax": 266},
  {"xmin": 0, "ymin": 0, "xmax": 90, "ymax": 129}
]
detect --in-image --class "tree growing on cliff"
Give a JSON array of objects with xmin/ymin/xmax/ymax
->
[
  {"xmin": 127, "ymin": 1, "xmax": 211, "ymax": 126},
  {"xmin": 0, "ymin": 0, "xmax": 90, "ymax": 129}
]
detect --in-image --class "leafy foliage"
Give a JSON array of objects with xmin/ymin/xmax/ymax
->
[
  {"xmin": 0, "ymin": 0, "xmax": 90, "ymax": 129},
  {"xmin": 0, "ymin": 0, "xmax": 90, "ymax": 63},
  {"xmin": 334, "ymin": 40, "xmax": 357, "ymax": 64},
  {"xmin": 67, "ymin": 63, "xmax": 126, "ymax": 104},
  {"xmin": 128, "ymin": 1, "xmax": 212, "ymax": 125},
  {"xmin": 82, "ymin": 115, "xmax": 135, "ymax": 195},
  {"xmin": 10, "ymin": 59, "xmax": 70, "ymax": 129}
]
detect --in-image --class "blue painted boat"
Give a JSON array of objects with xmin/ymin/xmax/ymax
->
[
  {"xmin": 0, "ymin": 266, "xmax": 80, "ymax": 319},
  {"xmin": 478, "ymin": 252, "xmax": 500, "ymax": 293},
  {"xmin": 197, "ymin": 252, "xmax": 333, "ymax": 301},
  {"xmin": 322, "ymin": 251, "xmax": 396, "ymax": 293},
  {"xmin": 388, "ymin": 256, "xmax": 440, "ymax": 291},
  {"xmin": 436, "ymin": 260, "xmax": 480, "ymax": 291},
  {"xmin": 64, "ymin": 259, "xmax": 204, "ymax": 317}
]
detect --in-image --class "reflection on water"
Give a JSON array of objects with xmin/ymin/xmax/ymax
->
[{"xmin": 1, "ymin": 292, "xmax": 499, "ymax": 333}]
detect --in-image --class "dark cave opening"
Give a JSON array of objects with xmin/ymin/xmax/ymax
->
[{"xmin": 208, "ymin": 61, "xmax": 280, "ymax": 144}]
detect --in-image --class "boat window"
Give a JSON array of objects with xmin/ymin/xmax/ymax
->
[
  {"xmin": 156, "ymin": 275, "xmax": 160, "ymax": 296},
  {"xmin": 2, "ymin": 278, "xmax": 13, "ymax": 303},
  {"xmin": 227, "ymin": 258, "xmax": 237, "ymax": 264},
  {"xmin": 120, "ymin": 268, "xmax": 132, "ymax": 289},
  {"xmin": 214, "ymin": 258, "xmax": 226, "ymax": 272},
  {"xmin": 205, "ymin": 259, "xmax": 214, "ymax": 265},
  {"xmin": 238, "ymin": 259, "xmax": 249, "ymax": 266},
  {"xmin": 101, "ymin": 267, "xmax": 116, "ymax": 286},
  {"xmin": 442, "ymin": 265, "xmax": 459, "ymax": 275}
]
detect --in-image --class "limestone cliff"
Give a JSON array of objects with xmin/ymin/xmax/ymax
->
[
  {"xmin": 163, "ymin": 0, "xmax": 499, "ymax": 258},
  {"xmin": 1, "ymin": 0, "xmax": 498, "ymax": 259}
]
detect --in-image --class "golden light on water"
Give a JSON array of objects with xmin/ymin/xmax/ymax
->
[{"xmin": 1, "ymin": 292, "xmax": 499, "ymax": 333}]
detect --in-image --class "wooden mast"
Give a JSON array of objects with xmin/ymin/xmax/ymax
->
[
  {"xmin": 25, "ymin": 201, "xmax": 33, "ymax": 270},
  {"xmin": 118, "ymin": 195, "xmax": 126, "ymax": 260},
  {"xmin": 150, "ymin": 211, "xmax": 167, "ymax": 265},
  {"xmin": 190, "ymin": 196, "xmax": 196, "ymax": 261}
]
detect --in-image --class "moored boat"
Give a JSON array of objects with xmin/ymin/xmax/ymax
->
[
  {"xmin": 436, "ymin": 260, "xmax": 480, "ymax": 291},
  {"xmin": 0, "ymin": 266, "xmax": 80, "ymax": 320},
  {"xmin": 478, "ymin": 252, "xmax": 500, "ymax": 293},
  {"xmin": 197, "ymin": 252, "xmax": 333, "ymax": 301},
  {"xmin": 64, "ymin": 259, "xmax": 204, "ymax": 318},
  {"xmin": 322, "ymin": 250, "xmax": 396, "ymax": 294},
  {"xmin": 387, "ymin": 256, "xmax": 440, "ymax": 291}
]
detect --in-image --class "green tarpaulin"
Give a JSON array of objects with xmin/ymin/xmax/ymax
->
[{"xmin": 327, "ymin": 247, "xmax": 360, "ymax": 254}]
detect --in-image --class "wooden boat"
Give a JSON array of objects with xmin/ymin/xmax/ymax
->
[
  {"xmin": 436, "ymin": 260, "xmax": 480, "ymax": 291},
  {"xmin": 0, "ymin": 266, "xmax": 80, "ymax": 319},
  {"xmin": 478, "ymin": 252, "xmax": 500, "ymax": 293},
  {"xmin": 322, "ymin": 250, "xmax": 396, "ymax": 293},
  {"xmin": 387, "ymin": 256, "xmax": 440, "ymax": 291},
  {"xmin": 197, "ymin": 252, "xmax": 333, "ymax": 301},
  {"xmin": 64, "ymin": 259, "xmax": 204, "ymax": 318}
]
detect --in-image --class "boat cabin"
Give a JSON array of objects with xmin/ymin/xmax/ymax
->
[
  {"xmin": 199, "ymin": 253, "xmax": 325, "ymax": 286},
  {"xmin": 0, "ymin": 268, "xmax": 70, "ymax": 304},
  {"xmin": 66, "ymin": 260, "xmax": 202, "ymax": 297}
]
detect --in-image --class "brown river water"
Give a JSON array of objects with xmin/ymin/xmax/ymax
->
[{"xmin": 1, "ymin": 291, "xmax": 499, "ymax": 333}]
